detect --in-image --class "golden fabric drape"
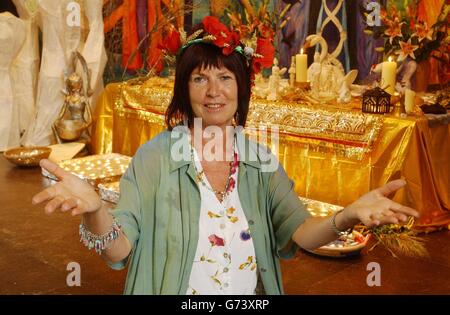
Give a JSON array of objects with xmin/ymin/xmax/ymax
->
[{"xmin": 91, "ymin": 81, "xmax": 450, "ymax": 230}]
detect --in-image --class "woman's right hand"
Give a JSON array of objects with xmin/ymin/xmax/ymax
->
[{"xmin": 32, "ymin": 159, "xmax": 102, "ymax": 216}]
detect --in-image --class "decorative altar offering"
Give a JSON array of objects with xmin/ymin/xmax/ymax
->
[
  {"xmin": 53, "ymin": 52, "xmax": 93, "ymax": 145},
  {"xmin": 362, "ymin": 86, "xmax": 392, "ymax": 114},
  {"xmin": 305, "ymin": 230, "xmax": 370, "ymax": 258},
  {"xmin": 42, "ymin": 153, "xmax": 131, "ymax": 188},
  {"xmin": 3, "ymin": 146, "xmax": 52, "ymax": 167}
]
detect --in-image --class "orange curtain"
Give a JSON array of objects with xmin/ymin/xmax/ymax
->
[
  {"xmin": 104, "ymin": 3, "xmax": 124, "ymax": 34},
  {"xmin": 104, "ymin": 0, "xmax": 185, "ymax": 73},
  {"xmin": 122, "ymin": 0, "xmax": 143, "ymax": 70},
  {"xmin": 146, "ymin": 0, "xmax": 164, "ymax": 73},
  {"xmin": 146, "ymin": 0, "xmax": 185, "ymax": 73},
  {"xmin": 417, "ymin": 0, "xmax": 446, "ymax": 85}
]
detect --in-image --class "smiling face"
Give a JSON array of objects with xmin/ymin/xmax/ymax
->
[
  {"xmin": 166, "ymin": 42, "xmax": 251, "ymax": 130},
  {"xmin": 188, "ymin": 65, "xmax": 238, "ymax": 129}
]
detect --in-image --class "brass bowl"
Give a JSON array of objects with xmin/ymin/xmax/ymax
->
[
  {"xmin": 56, "ymin": 120, "xmax": 86, "ymax": 141},
  {"xmin": 3, "ymin": 146, "xmax": 52, "ymax": 167}
]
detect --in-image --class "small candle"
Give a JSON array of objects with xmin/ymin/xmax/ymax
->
[
  {"xmin": 405, "ymin": 89, "xmax": 416, "ymax": 113},
  {"xmin": 381, "ymin": 56, "xmax": 397, "ymax": 95},
  {"xmin": 295, "ymin": 48, "xmax": 308, "ymax": 82}
]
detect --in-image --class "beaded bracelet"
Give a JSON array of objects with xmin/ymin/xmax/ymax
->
[
  {"xmin": 79, "ymin": 217, "xmax": 122, "ymax": 255},
  {"xmin": 330, "ymin": 209, "xmax": 350, "ymax": 237}
]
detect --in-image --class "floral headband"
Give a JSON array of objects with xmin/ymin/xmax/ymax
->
[{"xmin": 158, "ymin": 16, "xmax": 275, "ymax": 76}]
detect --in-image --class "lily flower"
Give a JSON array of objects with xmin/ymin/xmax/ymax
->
[
  {"xmin": 395, "ymin": 39, "xmax": 419, "ymax": 61},
  {"xmin": 384, "ymin": 18, "xmax": 405, "ymax": 44},
  {"xmin": 413, "ymin": 21, "xmax": 433, "ymax": 42}
]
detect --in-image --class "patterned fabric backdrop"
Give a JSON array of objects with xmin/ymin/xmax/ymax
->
[{"xmin": 1, "ymin": 0, "xmax": 446, "ymax": 85}]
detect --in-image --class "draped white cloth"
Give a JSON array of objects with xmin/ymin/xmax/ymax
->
[
  {"xmin": 0, "ymin": 13, "xmax": 26, "ymax": 151},
  {"xmin": 12, "ymin": 0, "xmax": 40, "ymax": 139},
  {"xmin": 81, "ymin": 0, "xmax": 107, "ymax": 111},
  {"xmin": 22, "ymin": 0, "xmax": 77, "ymax": 146}
]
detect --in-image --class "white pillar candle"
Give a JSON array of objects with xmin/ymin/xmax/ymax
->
[
  {"xmin": 381, "ymin": 56, "xmax": 397, "ymax": 95},
  {"xmin": 405, "ymin": 89, "xmax": 416, "ymax": 113},
  {"xmin": 295, "ymin": 48, "xmax": 308, "ymax": 82}
]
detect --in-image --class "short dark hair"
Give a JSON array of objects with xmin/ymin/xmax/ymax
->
[{"xmin": 165, "ymin": 41, "xmax": 252, "ymax": 130}]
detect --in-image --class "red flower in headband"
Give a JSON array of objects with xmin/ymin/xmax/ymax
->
[
  {"xmin": 253, "ymin": 37, "xmax": 275, "ymax": 74},
  {"xmin": 202, "ymin": 16, "xmax": 229, "ymax": 45},
  {"xmin": 157, "ymin": 15, "xmax": 275, "ymax": 82},
  {"xmin": 201, "ymin": 16, "xmax": 241, "ymax": 55}
]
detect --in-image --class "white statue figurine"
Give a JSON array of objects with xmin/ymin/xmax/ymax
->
[
  {"xmin": 304, "ymin": 34, "xmax": 362, "ymax": 101},
  {"xmin": 267, "ymin": 58, "xmax": 286, "ymax": 101},
  {"xmin": 337, "ymin": 70, "xmax": 358, "ymax": 103},
  {"xmin": 251, "ymin": 73, "xmax": 268, "ymax": 99},
  {"xmin": 308, "ymin": 52, "xmax": 322, "ymax": 91},
  {"xmin": 304, "ymin": 34, "xmax": 345, "ymax": 100}
]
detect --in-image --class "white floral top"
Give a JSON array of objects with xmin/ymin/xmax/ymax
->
[{"xmin": 186, "ymin": 145, "xmax": 258, "ymax": 295}]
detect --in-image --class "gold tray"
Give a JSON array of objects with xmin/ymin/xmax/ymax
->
[
  {"xmin": 98, "ymin": 181, "xmax": 120, "ymax": 203},
  {"xmin": 41, "ymin": 153, "xmax": 131, "ymax": 188}
]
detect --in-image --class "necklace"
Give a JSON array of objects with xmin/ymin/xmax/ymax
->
[{"xmin": 190, "ymin": 136, "xmax": 239, "ymax": 202}]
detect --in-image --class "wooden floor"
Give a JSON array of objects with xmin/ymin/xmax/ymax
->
[{"xmin": 1, "ymin": 156, "xmax": 450, "ymax": 295}]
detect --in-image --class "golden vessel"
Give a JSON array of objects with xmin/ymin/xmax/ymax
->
[{"xmin": 3, "ymin": 147, "xmax": 52, "ymax": 167}]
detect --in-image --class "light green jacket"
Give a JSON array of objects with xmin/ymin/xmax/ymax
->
[{"xmin": 108, "ymin": 129, "xmax": 310, "ymax": 294}]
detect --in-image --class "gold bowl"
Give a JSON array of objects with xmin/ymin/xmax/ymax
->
[
  {"xmin": 3, "ymin": 146, "xmax": 52, "ymax": 167},
  {"xmin": 56, "ymin": 120, "xmax": 87, "ymax": 141}
]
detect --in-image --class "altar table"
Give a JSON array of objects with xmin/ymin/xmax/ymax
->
[{"xmin": 91, "ymin": 79, "xmax": 450, "ymax": 231}]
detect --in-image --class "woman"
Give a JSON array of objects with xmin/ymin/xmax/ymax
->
[{"xmin": 32, "ymin": 17, "xmax": 419, "ymax": 295}]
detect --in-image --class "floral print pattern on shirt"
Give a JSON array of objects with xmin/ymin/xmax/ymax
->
[{"xmin": 187, "ymin": 143, "xmax": 258, "ymax": 295}]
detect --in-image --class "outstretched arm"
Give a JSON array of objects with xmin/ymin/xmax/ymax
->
[
  {"xmin": 292, "ymin": 179, "xmax": 419, "ymax": 250},
  {"xmin": 32, "ymin": 159, "xmax": 132, "ymax": 263}
]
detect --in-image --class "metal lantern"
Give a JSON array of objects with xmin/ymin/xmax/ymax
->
[{"xmin": 362, "ymin": 87, "xmax": 392, "ymax": 114}]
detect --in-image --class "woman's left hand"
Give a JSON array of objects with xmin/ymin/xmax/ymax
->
[{"xmin": 342, "ymin": 179, "xmax": 420, "ymax": 228}]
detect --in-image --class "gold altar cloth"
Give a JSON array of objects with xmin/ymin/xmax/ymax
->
[{"xmin": 91, "ymin": 80, "xmax": 450, "ymax": 231}]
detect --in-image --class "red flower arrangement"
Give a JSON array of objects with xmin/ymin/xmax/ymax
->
[
  {"xmin": 157, "ymin": 15, "xmax": 275, "ymax": 78},
  {"xmin": 158, "ymin": 25, "xmax": 181, "ymax": 56},
  {"xmin": 227, "ymin": 5, "xmax": 279, "ymax": 75},
  {"xmin": 253, "ymin": 37, "xmax": 275, "ymax": 75}
]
